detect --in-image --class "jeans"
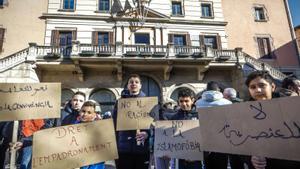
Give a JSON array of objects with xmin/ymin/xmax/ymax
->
[{"xmin": 20, "ymin": 146, "xmax": 32, "ymax": 169}]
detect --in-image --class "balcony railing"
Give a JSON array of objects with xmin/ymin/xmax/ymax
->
[
  {"xmin": 123, "ymin": 45, "xmax": 168, "ymax": 57},
  {"xmin": 80, "ymin": 44, "xmax": 115, "ymax": 56},
  {"xmin": 36, "ymin": 45, "xmax": 65, "ymax": 58},
  {"xmin": 0, "ymin": 42, "xmax": 287, "ymax": 81},
  {"xmin": 214, "ymin": 49, "xmax": 236, "ymax": 61},
  {"xmin": 174, "ymin": 45, "xmax": 206, "ymax": 58}
]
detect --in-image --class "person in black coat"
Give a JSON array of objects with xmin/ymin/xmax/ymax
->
[
  {"xmin": 113, "ymin": 74, "xmax": 150, "ymax": 169},
  {"xmin": 0, "ymin": 122, "xmax": 13, "ymax": 169},
  {"xmin": 168, "ymin": 88, "xmax": 202, "ymax": 169}
]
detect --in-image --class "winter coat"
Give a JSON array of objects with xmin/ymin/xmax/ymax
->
[
  {"xmin": 278, "ymin": 88, "xmax": 299, "ymax": 97},
  {"xmin": 112, "ymin": 89, "xmax": 150, "ymax": 154},
  {"xmin": 61, "ymin": 102, "xmax": 80, "ymax": 126},
  {"xmin": 168, "ymin": 107, "xmax": 202, "ymax": 169},
  {"xmin": 168, "ymin": 107, "xmax": 198, "ymax": 120},
  {"xmin": 0, "ymin": 122, "xmax": 13, "ymax": 144},
  {"xmin": 195, "ymin": 90, "xmax": 232, "ymax": 108}
]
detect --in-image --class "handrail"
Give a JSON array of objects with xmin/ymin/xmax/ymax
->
[
  {"xmin": 0, "ymin": 48, "xmax": 29, "ymax": 72},
  {"xmin": 243, "ymin": 53, "xmax": 287, "ymax": 80}
]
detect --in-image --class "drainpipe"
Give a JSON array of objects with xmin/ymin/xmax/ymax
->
[{"xmin": 283, "ymin": 0, "xmax": 300, "ymax": 65}]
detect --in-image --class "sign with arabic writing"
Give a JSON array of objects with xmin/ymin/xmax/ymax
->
[
  {"xmin": 154, "ymin": 120, "xmax": 203, "ymax": 161},
  {"xmin": 0, "ymin": 83, "xmax": 61, "ymax": 121},
  {"xmin": 198, "ymin": 96, "xmax": 300, "ymax": 161},
  {"xmin": 32, "ymin": 119, "xmax": 118, "ymax": 169},
  {"xmin": 116, "ymin": 97, "xmax": 158, "ymax": 131}
]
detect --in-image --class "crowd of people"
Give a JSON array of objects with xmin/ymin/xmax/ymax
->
[{"xmin": 0, "ymin": 71, "xmax": 300, "ymax": 169}]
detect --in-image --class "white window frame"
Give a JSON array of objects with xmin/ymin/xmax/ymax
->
[
  {"xmin": 59, "ymin": 0, "xmax": 76, "ymax": 11},
  {"xmin": 200, "ymin": 1, "xmax": 214, "ymax": 19},
  {"xmin": 171, "ymin": 0, "xmax": 184, "ymax": 17},
  {"xmin": 253, "ymin": 4, "xmax": 268, "ymax": 22}
]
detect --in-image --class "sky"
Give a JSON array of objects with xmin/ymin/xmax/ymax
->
[{"xmin": 288, "ymin": 0, "xmax": 300, "ymax": 27}]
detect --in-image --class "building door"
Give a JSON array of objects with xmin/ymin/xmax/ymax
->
[{"xmin": 59, "ymin": 31, "xmax": 73, "ymax": 57}]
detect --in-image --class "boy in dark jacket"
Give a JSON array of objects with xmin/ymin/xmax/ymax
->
[
  {"xmin": 168, "ymin": 88, "xmax": 201, "ymax": 169},
  {"xmin": 113, "ymin": 74, "xmax": 149, "ymax": 169}
]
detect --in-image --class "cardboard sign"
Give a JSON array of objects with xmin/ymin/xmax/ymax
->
[
  {"xmin": 154, "ymin": 120, "xmax": 203, "ymax": 161},
  {"xmin": 32, "ymin": 119, "xmax": 118, "ymax": 169},
  {"xmin": 0, "ymin": 83, "xmax": 61, "ymax": 121},
  {"xmin": 198, "ymin": 96, "xmax": 300, "ymax": 161},
  {"xmin": 116, "ymin": 97, "xmax": 158, "ymax": 131}
]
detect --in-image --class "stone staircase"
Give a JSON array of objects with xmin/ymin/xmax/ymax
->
[
  {"xmin": 0, "ymin": 48, "xmax": 29, "ymax": 73},
  {"xmin": 243, "ymin": 53, "xmax": 287, "ymax": 80}
]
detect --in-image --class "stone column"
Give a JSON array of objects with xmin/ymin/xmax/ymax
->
[
  {"xmin": 115, "ymin": 42, "xmax": 123, "ymax": 57},
  {"xmin": 167, "ymin": 43, "xmax": 175, "ymax": 58},
  {"xmin": 71, "ymin": 40, "xmax": 80, "ymax": 57},
  {"xmin": 27, "ymin": 42, "xmax": 37, "ymax": 62}
]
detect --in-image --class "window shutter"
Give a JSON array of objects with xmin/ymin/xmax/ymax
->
[
  {"xmin": 168, "ymin": 34, "xmax": 173, "ymax": 44},
  {"xmin": 199, "ymin": 35, "xmax": 205, "ymax": 48},
  {"xmin": 72, "ymin": 30, "xmax": 77, "ymax": 40},
  {"xmin": 92, "ymin": 31, "xmax": 98, "ymax": 45},
  {"xmin": 186, "ymin": 33, "xmax": 191, "ymax": 46},
  {"xmin": 109, "ymin": 32, "xmax": 114, "ymax": 44},
  {"xmin": 263, "ymin": 38, "xmax": 271, "ymax": 58},
  {"xmin": 216, "ymin": 35, "xmax": 222, "ymax": 49},
  {"xmin": 257, "ymin": 38, "xmax": 265, "ymax": 57},
  {"xmin": 0, "ymin": 28, "xmax": 5, "ymax": 53},
  {"xmin": 51, "ymin": 30, "xmax": 60, "ymax": 47}
]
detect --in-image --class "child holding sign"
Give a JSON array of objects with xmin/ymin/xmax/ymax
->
[
  {"xmin": 74, "ymin": 100, "xmax": 105, "ymax": 169},
  {"xmin": 246, "ymin": 71, "xmax": 300, "ymax": 169}
]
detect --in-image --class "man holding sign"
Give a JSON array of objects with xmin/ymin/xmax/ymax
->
[{"xmin": 113, "ymin": 74, "xmax": 151, "ymax": 169}]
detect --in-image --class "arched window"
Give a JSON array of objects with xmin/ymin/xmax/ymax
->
[
  {"xmin": 140, "ymin": 76, "xmax": 161, "ymax": 98},
  {"xmin": 89, "ymin": 89, "xmax": 116, "ymax": 113},
  {"xmin": 61, "ymin": 89, "xmax": 74, "ymax": 107},
  {"xmin": 170, "ymin": 87, "xmax": 195, "ymax": 102}
]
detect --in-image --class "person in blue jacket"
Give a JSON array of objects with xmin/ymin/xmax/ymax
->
[{"xmin": 113, "ymin": 74, "xmax": 150, "ymax": 169}]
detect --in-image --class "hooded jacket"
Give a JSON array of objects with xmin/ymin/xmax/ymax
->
[
  {"xmin": 112, "ymin": 89, "xmax": 149, "ymax": 154},
  {"xmin": 195, "ymin": 90, "xmax": 232, "ymax": 108}
]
